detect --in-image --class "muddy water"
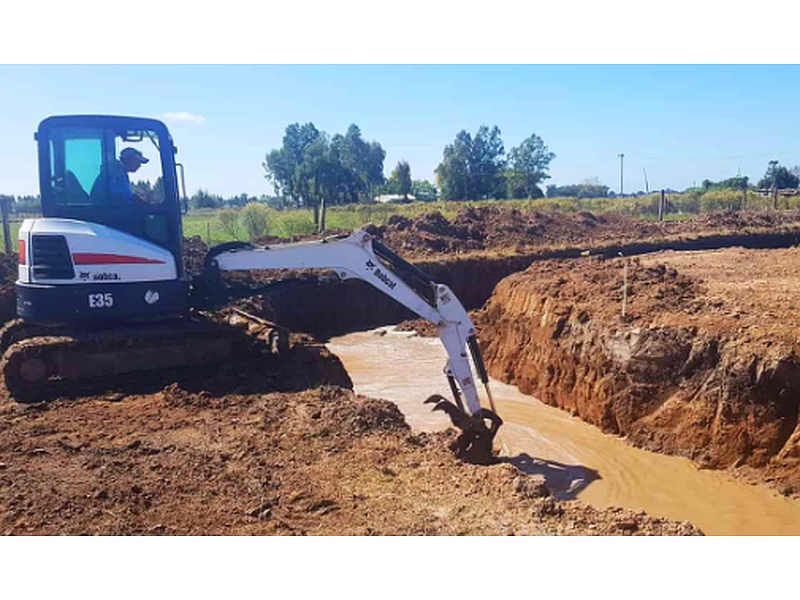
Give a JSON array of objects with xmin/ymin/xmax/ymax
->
[{"xmin": 327, "ymin": 328, "xmax": 800, "ymax": 536}]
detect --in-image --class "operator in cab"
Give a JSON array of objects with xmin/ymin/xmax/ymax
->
[{"xmin": 90, "ymin": 147, "xmax": 149, "ymax": 203}]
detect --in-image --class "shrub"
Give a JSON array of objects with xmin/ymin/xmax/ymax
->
[
  {"xmin": 217, "ymin": 208, "xmax": 241, "ymax": 240},
  {"xmin": 240, "ymin": 202, "xmax": 271, "ymax": 241},
  {"xmin": 698, "ymin": 189, "xmax": 745, "ymax": 212}
]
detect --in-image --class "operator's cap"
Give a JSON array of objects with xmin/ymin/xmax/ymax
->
[{"xmin": 120, "ymin": 147, "xmax": 149, "ymax": 164}]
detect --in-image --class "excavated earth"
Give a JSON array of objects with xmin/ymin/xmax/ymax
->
[
  {"xmin": 0, "ymin": 232, "xmax": 700, "ymax": 535},
  {"xmin": 476, "ymin": 248, "xmax": 800, "ymax": 498},
  {"xmin": 362, "ymin": 206, "xmax": 800, "ymax": 258},
  {"xmin": 0, "ymin": 377, "xmax": 699, "ymax": 535}
]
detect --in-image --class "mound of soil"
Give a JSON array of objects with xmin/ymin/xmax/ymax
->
[
  {"xmin": 476, "ymin": 248, "xmax": 800, "ymax": 496},
  {"xmin": 363, "ymin": 208, "xmax": 650, "ymax": 257},
  {"xmin": 690, "ymin": 209, "xmax": 799, "ymax": 231},
  {"xmin": 0, "ymin": 375, "xmax": 699, "ymax": 535},
  {"xmin": 358, "ymin": 207, "xmax": 800, "ymax": 259},
  {"xmin": 394, "ymin": 319, "xmax": 439, "ymax": 337}
]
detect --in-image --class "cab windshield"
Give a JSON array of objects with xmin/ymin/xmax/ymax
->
[{"xmin": 49, "ymin": 127, "xmax": 165, "ymax": 206}]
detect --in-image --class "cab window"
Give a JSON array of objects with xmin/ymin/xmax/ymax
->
[
  {"xmin": 49, "ymin": 127, "xmax": 165, "ymax": 207},
  {"xmin": 49, "ymin": 128, "xmax": 103, "ymax": 205}
]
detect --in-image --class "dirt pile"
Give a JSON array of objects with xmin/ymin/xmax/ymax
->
[
  {"xmin": 394, "ymin": 319, "xmax": 440, "ymax": 337},
  {"xmin": 363, "ymin": 208, "xmax": 661, "ymax": 257},
  {"xmin": 359, "ymin": 207, "xmax": 800, "ymax": 260},
  {"xmin": 0, "ymin": 377, "xmax": 699, "ymax": 535},
  {"xmin": 689, "ymin": 209, "xmax": 800, "ymax": 232},
  {"xmin": 476, "ymin": 249, "xmax": 800, "ymax": 496}
]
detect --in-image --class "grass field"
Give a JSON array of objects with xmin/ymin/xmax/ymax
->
[{"xmin": 3, "ymin": 190, "xmax": 798, "ymax": 252}]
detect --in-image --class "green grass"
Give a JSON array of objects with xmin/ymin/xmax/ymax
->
[{"xmin": 0, "ymin": 222, "xmax": 22, "ymax": 255}]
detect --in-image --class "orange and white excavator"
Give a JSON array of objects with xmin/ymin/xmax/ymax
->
[{"xmin": 1, "ymin": 114, "xmax": 502, "ymax": 461}]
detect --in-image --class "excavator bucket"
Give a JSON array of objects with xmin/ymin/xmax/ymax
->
[{"xmin": 424, "ymin": 394, "xmax": 503, "ymax": 465}]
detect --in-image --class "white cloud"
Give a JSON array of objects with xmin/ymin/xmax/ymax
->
[{"xmin": 161, "ymin": 112, "xmax": 207, "ymax": 124}]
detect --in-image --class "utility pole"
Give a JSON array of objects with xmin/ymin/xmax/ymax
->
[
  {"xmin": 618, "ymin": 153, "xmax": 625, "ymax": 196},
  {"xmin": 770, "ymin": 159, "xmax": 779, "ymax": 210}
]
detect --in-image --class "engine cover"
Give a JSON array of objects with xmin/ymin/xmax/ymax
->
[
  {"xmin": 18, "ymin": 218, "xmax": 177, "ymax": 286},
  {"xmin": 16, "ymin": 218, "xmax": 186, "ymax": 323}
]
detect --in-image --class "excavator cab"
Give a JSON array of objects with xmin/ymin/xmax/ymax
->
[
  {"xmin": 36, "ymin": 115, "xmax": 185, "ymax": 275},
  {"xmin": 13, "ymin": 116, "xmax": 189, "ymax": 324}
]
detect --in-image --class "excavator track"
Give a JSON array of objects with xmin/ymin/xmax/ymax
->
[{"xmin": 1, "ymin": 314, "xmax": 288, "ymax": 402}]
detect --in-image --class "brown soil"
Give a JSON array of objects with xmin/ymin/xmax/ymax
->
[
  {"xmin": 364, "ymin": 208, "xmax": 646, "ymax": 256},
  {"xmin": 362, "ymin": 207, "xmax": 800, "ymax": 259},
  {"xmin": 0, "ymin": 338, "xmax": 699, "ymax": 535},
  {"xmin": 476, "ymin": 248, "xmax": 800, "ymax": 497},
  {"xmin": 395, "ymin": 310, "xmax": 483, "ymax": 338},
  {"xmin": 394, "ymin": 319, "xmax": 440, "ymax": 337}
]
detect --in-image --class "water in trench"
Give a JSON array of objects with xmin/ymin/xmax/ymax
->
[{"xmin": 327, "ymin": 327, "xmax": 800, "ymax": 536}]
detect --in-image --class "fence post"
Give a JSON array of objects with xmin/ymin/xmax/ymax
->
[
  {"xmin": 1, "ymin": 197, "xmax": 11, "ymax": 254},
  {"xmin": 319, "ymin": 196, "xmax": 327, "ymax": 234},
  {"xmin": 618, "ymin": 252, "xmax": 628, "ymax": 319},
  {"xmin": 659, "ymin": 189, "xmax": 666, "ymax": 222}
]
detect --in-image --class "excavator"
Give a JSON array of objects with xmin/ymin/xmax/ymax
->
[{"xmin": 0, "ymin": 114, "xmax": 502, "ymax": 461}]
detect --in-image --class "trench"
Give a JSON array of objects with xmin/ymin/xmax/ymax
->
[
  {"xmin": 327, "ymin": 328, "xmax": 800, "ymax": 536},
  {"xmin": 264, "ymin": 229, "xmax": 800, "ymax": 337}
]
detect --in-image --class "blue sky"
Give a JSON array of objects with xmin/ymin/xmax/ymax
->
[{"xmin": 1, "ymin": 65, "xmax": 799, "ymax": 198}]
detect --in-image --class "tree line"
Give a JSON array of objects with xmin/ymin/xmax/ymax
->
[
  {"xmin": 5, "ymin": 134, "xmax": 800, "ymax": 216},
  {"xmin": 687, "ymin": 162, "xmax": 800, "ymax": 194}
]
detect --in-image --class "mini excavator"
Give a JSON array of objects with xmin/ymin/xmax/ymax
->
[{"xmin": 0, "ymin": 115, "xmax": 502, "ymax": 461}]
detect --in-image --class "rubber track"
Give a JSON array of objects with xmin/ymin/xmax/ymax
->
[{"xmin": 1, "ymin": 319, "xmax": 261, "ymax": 402}]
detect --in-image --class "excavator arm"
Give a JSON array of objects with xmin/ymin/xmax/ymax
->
[{"xmin": 204, "ymin": 229, "xmax": 502, "ymax": 462}]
